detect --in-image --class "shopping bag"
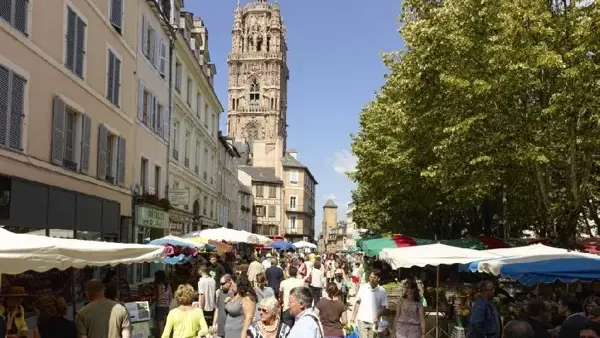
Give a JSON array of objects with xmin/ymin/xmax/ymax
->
[{"xmin": 345, "ymin": 327, "xmax": 359, "ymax": 338}]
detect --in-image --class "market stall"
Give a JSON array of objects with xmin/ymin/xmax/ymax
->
[{"xmin": 379, "ymin": 243, "xmax": 501, "ymax": 338}]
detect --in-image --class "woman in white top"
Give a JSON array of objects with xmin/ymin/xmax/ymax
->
[{"xmin": 309, "ymin": 259, "xmax": 326, "ymax": 305}]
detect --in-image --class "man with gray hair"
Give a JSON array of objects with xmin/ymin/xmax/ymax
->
[
  {"xmin": 503, "ymin": 320, "xmax": 534, "ymax": 338},
  {"xmin": 266, "ymin": 258, "xmax": 284, "ymax": 298},
  {"xmin": 467, "ymin": 281, "xmax": 500, "ymax": 338},
  {"xmin": 287, "ymin": 286, "xmax": 324, "ymax": 338}
]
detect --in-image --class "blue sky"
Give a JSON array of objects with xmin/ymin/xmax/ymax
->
[{"xmin": 188, "ymin": 0, "xmax": 404, "ymax": 236}]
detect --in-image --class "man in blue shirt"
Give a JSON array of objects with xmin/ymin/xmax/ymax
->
[
  {"xmin": 287, "ymin": 286, "xmax": 323, "ymax": 338},
  {"xmin": 468, "ymin": 281, "xmax": 500, "ymax": 338},
  {"xmin": 265, "ymin": 258, "xmax": 284, "ymax": 298}
]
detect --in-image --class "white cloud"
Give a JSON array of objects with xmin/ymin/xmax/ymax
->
[{"xmin": 332, "ymin": 149, "xmax": 357, "ymax": 176}]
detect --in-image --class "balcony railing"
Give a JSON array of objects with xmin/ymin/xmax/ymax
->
[
  {"xmin": 252, "ymin": 224, "xmax": 279, "ymax": 237},
  {"xmin": 284, "ymin": 227, "xmax": 311, "ymax": 236},
  {"xmin": 285, "ymin": 204, "xmax": 315, "ymax": 215},
  {"xmin": 172, "ymin": 149, "xmax": 179, "ymax": 160},
  {"xmin": 184, "ymin": 157, "xmax": 189, "ymax": 167},
  {"xmin": 195, "ymin": 165, "xmax": 199, "ymax": 174}
]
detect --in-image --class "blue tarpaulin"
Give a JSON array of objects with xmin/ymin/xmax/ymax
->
[
  {"xmin": 269, "ymin": 240, "xmax": 295, "ymax": 250},
  {"xmin": 461, "ymin": 253, "xmax": 600, "ymax": 286}
]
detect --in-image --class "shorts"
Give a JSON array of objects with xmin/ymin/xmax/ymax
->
[{"xmin": 155, "ymin": 306, "xmax": 170, "ymax": 321}]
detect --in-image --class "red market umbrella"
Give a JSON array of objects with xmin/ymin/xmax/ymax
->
[
  {"xmin": 476, "ymin": 235, "xmax": 510, "ymax": 249},
  {"xmin": 392, "ymin": 234, "xmax": 417, "ymax": 247}
]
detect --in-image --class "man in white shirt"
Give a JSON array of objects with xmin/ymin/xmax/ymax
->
[
  {"xmin": 262, "ymin": 253, "xmax": 272, "ymax": 270},
  {"xmin": 198, "ymin": 265, "xmax": 217, "ymax": 324},
  {"xmin": 280, "ymin": 266, "xmax": 306, "ymax": 311},
  {"xmin": 351, "ymin": 269, "xmax": 388, "ymax": 338}
]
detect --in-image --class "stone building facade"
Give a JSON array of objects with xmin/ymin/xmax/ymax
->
[
  {"xmin": 226, "ymin": 0, "xmax": 317, "ymax": 241},
  {"xmin": 167, "ymin": 1, "xmax": 222, "ymax": 235}
]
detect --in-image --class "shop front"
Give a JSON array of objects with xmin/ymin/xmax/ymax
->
[
  {"xmin": 168, "ymin": 208, "xmax": 194, "ymax": 237},
  {"xmin": 0, "ymin": 175, "xmax": 122, "ymax": 238},
  {"xmin": 133, "ymin": 205, "xmax": 169, "ymax": 283}
]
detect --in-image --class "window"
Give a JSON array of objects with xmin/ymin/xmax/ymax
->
[
  {"xmin": 145, "ymin": 26, "xmax": 155, "ymax": 62},
  {"xmin": 184, "ymin": 130, "xmax": 190, "ymax": 167},
  {"xmin": 175, "ymin": 61, "xmax": 182, "ymax": 92},
  {"xmin": 172, "ymin": 121, "xmax": 179, "ymax": 159},
  {"xmin": 254, "ymin": 205, "xmax": 265, "ymax": 217},
  {"xmin": 159, "ymin": 41, "xmax": 167, "ymax": 76},
  {"xmin": 140, "ymin": 158, "xmax": 148, "ymax": 194},
  {"xmin": 204, "ymin": 104, "xmax": 209, "ymax": 127},
  {"xmin": 0, "ymin": 65, "xmax": 26, "ymax": 151},
  {"xmin": 51, "ymin": 96, "xmax": 91, "ymax": 172},
  {"xmin": 212, "ymin": 113, "xmax": 217, "ymax": 135},
  {"xmin": 1, "ymin": 0, "xmax": 28, "ymax": 35},
  {"xmin": 154, "ymin": 166, "xmax": 161, "ymax": 197},
  {"xmin": 289, "ymin": 216, "xmax": 296, "ymax": 229},
  {"xmin": 289, "ymin": 196, "xmax": 297, "ymax": 210},
  {"xmin": 203, "ymin": 196, "xmax": 208, "ymax": 215},
  {"xmin": 195, "ymin": 141, "xmax": 200, "ymax": 174},
  {"xmin": 268, "ymin": 186, "xmax": 276, "ymax": 198},
  {"xmin": 156, "ymin": 103, "xmax": 163, "ymax": 135},
  {"xmin": 249, "ymin": 80, "xmax": 260, "ymax": 105},
  {"xmin": 289, "ymin": 170, "xmax": 299, "ymax": 185},
  {"xmin": 187, "ymin": 78, "xmax": 193, "ymax": 106},
  {"xmin": 109, "ymin": 0, "xmax": 123, "ymax": 34},
  {"xmin": 97, "ymin": 125, "xmax": 125, "ymax": 185},
  {"xmin": 196, "ymin": 93, "xmax": 202, "ymax": 118},
  {"xmin": 141, "ymin": 89, "xmax": 150, "ymax": 124},
  {"xmin": 106, "ymin": 49, "xmax": 121, "ymax": 107},
  {"xmin": 268, "ymin": 205, "xmax": 275, "ymax": 218},
  {"xmin": 203, "ymin": 148, "xmax": 208, "ymax": 180},
  {"xmin": 64, "ymin": 109, "xmax": 76, "ymax": 163},
  {"xmin": 210, "ymin": 199, "xmax": 214, "ymax": 218},
  {"xmin": 65, "ymin": 7, "xmax": 86, "ymax": 78},
  {"xmin": 256, "ymin": 185, "xmax": 263, "ymax": 197}
]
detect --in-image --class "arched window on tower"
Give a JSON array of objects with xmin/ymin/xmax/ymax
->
[
  {"xmin": 248, "ymin": 36, "xmax": 254, "ymax": 51},
  {"xmin": 256, "ymin": 36, "xmax": 263, "ymax": 52},
  {"xmin": 266, "ymin": 36, "xmax": 271, "ymax": 52},
  {"xmin": 250, "ymin": 80, "xmax": 260, "ymax": 105}
]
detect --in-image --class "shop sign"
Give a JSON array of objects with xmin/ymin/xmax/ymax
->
[
  {"xmin": 169, "ymin": 222, "xmax": 184, "ymax": 236},
  {"xmin": 135, "ymin": 206, "xmax": 169, "ymax": 229},
  {"xmin": 169, "ymin": 189, "xmax": 189, "ymax": 206}
]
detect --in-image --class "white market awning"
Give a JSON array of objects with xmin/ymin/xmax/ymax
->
[{"xmin": 0, "ymin": 228, "xmax": 165, "ymax": 274}]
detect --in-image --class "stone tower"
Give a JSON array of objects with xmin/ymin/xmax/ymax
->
[
  {"xmin": 323, "ymin": 199, "xmax": 338, "ymax": 228},
  {"xmin": 226, "ymin": 0, "xmax": 289, "ymax": 176}
]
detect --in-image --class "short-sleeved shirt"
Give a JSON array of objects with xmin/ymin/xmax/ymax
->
[
  {"xmin": 208, "ymin": 263, "xmax": 227, "ymax": 284},
  {"xmin": 198, "ymin": 276, "xmax": 217, "ymax": 312},
  {"xmin": 216, "ymin": 290, "xmax": 233, "ymax": 337},
  {"xmin": 279, "ymin": 277, "xmax": 306, "ymax": 310},
  {"xmin": 316, "ymin": 298, "xmax": 345, "ymax": 337},
  {"xmin": 248, "ymin": 261, "xmax": 265, "ymax": 282},
  {"xmin": 356, "ymin": 283, "xmax": 388, "ymax": 324},
  {"xmin": 75, "ymin": 299, "xmax": 131, "ymax": 338}
]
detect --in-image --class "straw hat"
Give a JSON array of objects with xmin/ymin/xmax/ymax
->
[{"xmin": 2, "ymin": 286, "xmax": 28, "ymax": 298}]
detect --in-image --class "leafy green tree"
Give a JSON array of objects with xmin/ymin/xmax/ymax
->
[{"xmin": 351, "ymin": 0, "xmax": 600, "ymax": 246}]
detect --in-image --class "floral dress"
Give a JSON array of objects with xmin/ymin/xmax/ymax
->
[{"xmin": 396, "ymin": 299, "xmax": 422, "ymax": 338}]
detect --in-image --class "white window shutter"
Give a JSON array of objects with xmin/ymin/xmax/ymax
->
[
  {"xmin": 51, "ymin": 95, "xmax": 67, "ymax": 165},
  {"xmin": 117, "ymin": 136, "xmax": 126, "ymax": 186},
  {"xmin": 154, "ymin": 34, "xmax": 160, "ymax": 69},
  {"xmin": 141, "ymin": 16, "xmax": 148, "ymax": 55},
  {"xmin": 137, "ymin": 79, "xmax": 144, "ymax": 121},
  {"xmin": 163, "ymin": 107, "xmax": 170, "ymax": 141},
  {"xmin": 80, "ymin": 114, "xmax": 91, "ymax": 174},
  {"xmin": 159, "ymin": 40, "xmax": 166, "ymax": 75}
]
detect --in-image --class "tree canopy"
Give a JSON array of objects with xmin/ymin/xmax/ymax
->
[{"xmin": 351, "ymin": 0, "xmax": 600, "ymax": 246}]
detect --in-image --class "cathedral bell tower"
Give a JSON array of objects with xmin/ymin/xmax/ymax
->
[{"xmin": 226, "ymin": 0, "xmax": 289, "ymax": 175}]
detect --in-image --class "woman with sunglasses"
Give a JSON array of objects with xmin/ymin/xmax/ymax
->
[{"xmin": 247, "ymin": 296, "xmax": 291, "ymax": 338}]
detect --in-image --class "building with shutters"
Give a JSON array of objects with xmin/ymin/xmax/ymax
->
[
  {"xmin": 0, "ymin": 0, "xmax": 136, "ymax": 240},
  {"xmin": 282, "ymin": 150, "xmax": 317, "ymax": 241},
  {"xmin": 167, "ymin": 0, "xmax": 222, "ymax": 232},
  {"xmin": 216, "ymin": 132, "xmax": 242, "ymax": 230},
  {"xmin": 131, "ymin": 0, "xmax": 173, "ymax": 283}
]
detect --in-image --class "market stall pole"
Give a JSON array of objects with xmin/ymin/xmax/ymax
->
[{"xmin": 379, "ymin": 244, "xmax": 501, "ymax": 338}]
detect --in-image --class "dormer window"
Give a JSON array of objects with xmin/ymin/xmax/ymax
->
[{"xmin": 249, "ymin": 80, "xmax": 260, "ymax": 105}]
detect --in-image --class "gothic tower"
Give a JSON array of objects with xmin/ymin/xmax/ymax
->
[{"xmin": 226, "ymin": 0, "xmax": 289, "ymax": 175}]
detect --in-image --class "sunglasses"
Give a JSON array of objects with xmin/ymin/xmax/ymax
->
[{"xmin": 259, "ymin": 308, "xmax": 270, "ymax": 314}]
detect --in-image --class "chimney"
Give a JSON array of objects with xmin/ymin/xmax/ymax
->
[{"xmin": 289, "ymin": 149, "xmax": 297, "ymax": 159}]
